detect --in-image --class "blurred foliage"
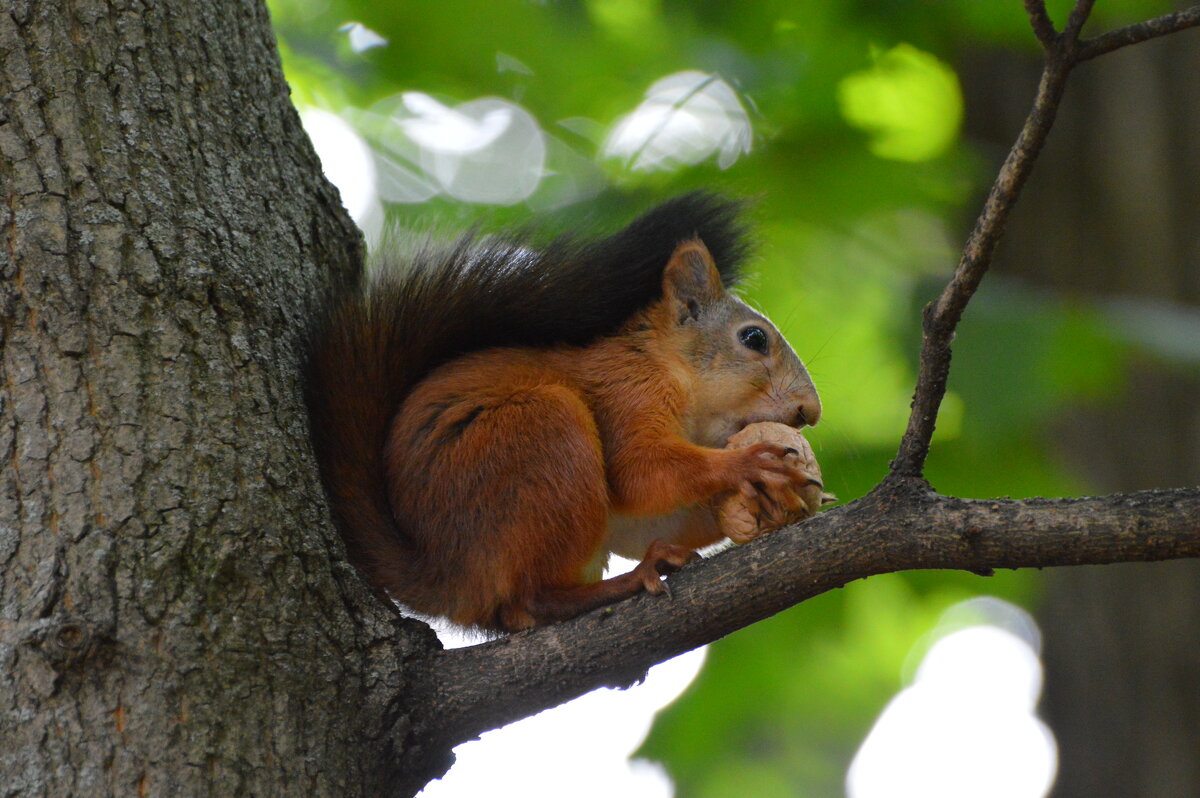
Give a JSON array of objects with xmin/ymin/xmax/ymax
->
[{"xmin": 267, "ymin": 0, "xmax": 1173, "ymax": 795}]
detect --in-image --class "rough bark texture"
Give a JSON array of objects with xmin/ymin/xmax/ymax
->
[{"xmin": 0, "ymin": 1, "xmax": 437, "ymax": 794}]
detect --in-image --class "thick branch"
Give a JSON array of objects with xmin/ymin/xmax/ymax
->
[{"xmin": 406, "ymin": 484, "xmax": 1200, "ymax": 754}]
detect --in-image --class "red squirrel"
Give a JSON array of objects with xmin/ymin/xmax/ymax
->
[{"xmin": 305, "ymin": 194, "xmax": 821, "ymax": 631}]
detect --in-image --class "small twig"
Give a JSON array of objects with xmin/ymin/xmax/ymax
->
[
  {"xmin": 1025, "ymin": 0, "xmax": 1058, "ymax": 49},
  {"xmin": 892, "ymin": 63, "xmax": 1074, "ymax": 474},
  {"xmin": 625, "ymin": 73, "xmax": 721, "ymax": 170},
  {"xmin": 1063, "ymin": 0, "xmax": 1097, "ymax": 41},
  {"xmin": 892, "ymin": 0, "xmax": 1100, "ymax": 478},
  {"xmin": 892, "ymin": 0, "xmax": 1200, "ymax": 479},
  {"xmin": 1077, "ymin": 5, "xmax": 1200, "ymax": 62}
]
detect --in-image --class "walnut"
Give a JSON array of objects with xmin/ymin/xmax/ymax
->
[{"xmin": 717, "ymin": 421, "xmax": 835, "ymax": 544}]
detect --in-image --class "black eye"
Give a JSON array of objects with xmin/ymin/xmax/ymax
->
[{"xmin": 738, "ymin": 325, "xmax": 769, "ymax": 354}]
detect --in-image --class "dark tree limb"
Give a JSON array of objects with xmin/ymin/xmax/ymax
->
[
  {"xmin": 393, "ymin": 1, "xmax": 1200, "ymax": 783},
  {"xmin": 1022, "ymin": 0, "xmax": 1200, "ymax": 61},
  {"xmin": 1063, "ymin": 0, "xmax": 1097, "ymax": 42},
  {"xmin": 892, "ymin": 0, "xmax": 1089, "ymax": 478},
  {"xmin": 1078, "ymin": 5, "xmax": 1200, "ymax": 62},
  {"xmin": 407, "ymin": 485, "xmax": 1200, "ymax": 758},
  {"xmin": 1024, "ymin": 1, "xmax": 1058, "ymax": 49},
  {"xmin": 891, "ymin": 63, "xmax": 1071, "ymax": 477}
]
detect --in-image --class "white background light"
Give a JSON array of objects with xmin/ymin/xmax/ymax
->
[
  {"xmin": 417, "ymin": 556, "xmax": 707, "ymax": 798},
  {"xmin": 299, "ymin": 108, "xmax": 383, "ymax": 245},
  {"xmin": 847, "ymin": 599, "xmax": 1058, "ymax": 798},
  {"xmin": 605, "ymin": 71, "xmax": 752, "ymax": 171}
]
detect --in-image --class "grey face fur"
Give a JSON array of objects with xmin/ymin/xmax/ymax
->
[{"xmin": 679, "ymin": 293, "xmax": 820, "ymax": 448}]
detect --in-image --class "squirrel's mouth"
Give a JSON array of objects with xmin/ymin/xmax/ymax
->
[
  {"xmin": 723, "ymin": 414, "xmax": 794, "ymax": 446},
  {"xmin": 741, "ymin": 410, "xmax": 803, "ymax": 432},
  {"xmin": 700, "ymin": 408, "xmax": 806, "ymax": 450}
]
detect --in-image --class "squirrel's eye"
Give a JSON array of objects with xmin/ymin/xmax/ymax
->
[{"xmin": 738, "ymin": 326, "xmax": 769, "ymax": 354}]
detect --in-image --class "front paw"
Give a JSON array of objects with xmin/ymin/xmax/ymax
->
[{"xmin": 717, "ymin": 423, "xmax": 832, "ymax": 543}]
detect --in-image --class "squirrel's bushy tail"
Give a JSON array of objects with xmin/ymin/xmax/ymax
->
[{"xmin": 304, "ymin": 193, "xmax": 748, "ymax": 602}]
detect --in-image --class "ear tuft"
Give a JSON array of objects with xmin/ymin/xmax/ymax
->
[{"xmin": 662, "ymin": 240, "xmax": 724, "ymax": 321}]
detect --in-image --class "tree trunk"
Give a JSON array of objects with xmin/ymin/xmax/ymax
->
[
  {"xmin": 0, "ymin": 1, "xmax": 438, "ymax": 794},
  {"xmin": 961, "ymin": 24, "xmax": 1200, "ymax": 797}
]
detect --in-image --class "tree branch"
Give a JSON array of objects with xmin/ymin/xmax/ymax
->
[
  {"xmin": 1063, "ymin": 0, "xmax": 1096, "ymax": 42},
  {"xmin": 892, "ymin": 1, "xmax": 1200, "ymax": 478},
  {"xmin": 1024, "ymin": 0, "xmax": 1057, "ymax": 49},
  {"xmin": 1077, "ymin": 5, "xmax": 1200, "ymax": 62},
  {"xmin": 891, "ymin": 29, "xmax": 1079, "ymax": 477},
  {"xmin": 407, "ymin": 484, "xmax": 1200, "ymax": 753}
]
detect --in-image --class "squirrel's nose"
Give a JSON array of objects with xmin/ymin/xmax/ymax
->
[{"xmin": 795, "ymin": 394, "xmax": 821, "ymax": 427}]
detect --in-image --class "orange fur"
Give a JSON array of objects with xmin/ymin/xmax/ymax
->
[{"xmin": 379, "ymin": 239, "xmax": 820, "ymax": 630}]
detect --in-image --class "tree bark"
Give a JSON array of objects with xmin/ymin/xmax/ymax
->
[{"xmin": 0, "ymin": 1, "xmax": 438, "ymax": 794}]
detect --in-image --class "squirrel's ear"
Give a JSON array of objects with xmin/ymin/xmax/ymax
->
[{"xmin": 661, "ymin": 239, "xmax": 724, "ymax": 322}]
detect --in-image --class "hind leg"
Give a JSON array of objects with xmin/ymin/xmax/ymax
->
[
  {"xmin": 402, "ymin": 379, "xmax": 632, "ymax": 631},
  {"xmin": 515, "ymin": 540, "xmax": 699, "ymax": 628},
  {"xmin": 464, "ymin": 382, "xmax": 662, "ymax": 631},
  {"xmin": 460, "ymin": 385, "xmax": 696, "ymax": 631},
  {"xmin": 391, "ymin": 363, "xmax": 696, "ymax": 632},
  {"xmin": 388, "ymin": 364, "xmax": 613, "ymax": 628}
]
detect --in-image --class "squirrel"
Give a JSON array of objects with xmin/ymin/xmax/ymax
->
[{"xmin": 304, "ymin": 193, "xmax": 821, "ymax": 632}]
